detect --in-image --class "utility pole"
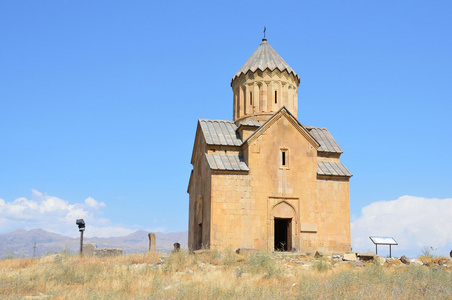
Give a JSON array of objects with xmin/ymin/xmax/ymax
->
[
  {"xmin": 76, "ymin": 219, "xmax": 85, "ymax": 255},
  {"xmin": 33, "ymin": 240, "xmax": 37, "ymax": 258}
]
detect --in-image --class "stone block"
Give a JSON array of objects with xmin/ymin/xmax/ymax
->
[
  {"xmin": 314, "ymin": 251, "xmax": 324, "ymax": 258},
  {"xmin": 400, "ymin": 255, "xmax": 410, "ymax": 265},
  {"xmin": 375, "ymin": 256, "xmax": 386, "ymax": 265},
  {"xmin": 235, "ymin": 248, "xmax": 259, "ymax": 255},
  {"xmin": 343, "ymin": 253, "xmax": 357, "ymax": 261},
  {"xmin": 82, "ymin": 243, "xmax": 96, "ymax": 257},
  {"xmin": 300, "ymin": 223, "xmax": 317, "ymax": 233},
  {"xmin": 148, "ymin": 233, "xmax": 156, "ymax": 253},
  {"xmin": 172, "ymin": 243, "xmax": 180, "ymax": 253}
]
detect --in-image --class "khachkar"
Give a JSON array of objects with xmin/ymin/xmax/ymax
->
[
  {"xmin": 188, "ymin": 37, "xmax": 352, "ymax": 253},
  {"xmin": 148, "ymin": 233, "xmax": 156, "ymax": 253}
]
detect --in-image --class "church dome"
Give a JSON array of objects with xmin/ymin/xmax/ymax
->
[
  {"xmin": 231, "ymin": 38, "xmax": 300, "ymax": 125},
  {"xmin": 232, "ymin": 38, "xmax": 299, "ymax": 82}
]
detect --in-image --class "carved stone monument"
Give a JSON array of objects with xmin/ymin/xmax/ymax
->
[{"xmin": 148, "ymin": 232, "xmax": 156, "ymax": 253}]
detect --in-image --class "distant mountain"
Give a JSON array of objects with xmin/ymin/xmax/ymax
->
[{"xmin": 0, "ymin": 229, "xmax": 188, "ymax": 258}]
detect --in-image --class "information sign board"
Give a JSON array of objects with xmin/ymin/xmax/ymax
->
[{"xmin": 369, "ymin": 236, "xmax": 398, "ymax": 257}]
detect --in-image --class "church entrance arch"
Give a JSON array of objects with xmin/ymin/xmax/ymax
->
[{"xmin": 272, "ymin": 201, "xmax": 295, "ymax": 251}]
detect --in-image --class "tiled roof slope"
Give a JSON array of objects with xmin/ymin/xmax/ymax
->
[
  {"xmin": 239, "ymin": 119, "xmax": 262, "ymax": 127},
  {"xmin": 317, "ymin": 161, "xmax": 352, "ymax": 177},
  {"xmin": 199, "ymin": 119, "xmax": 343, "ymax": 155},
  {"xmin": 306, "ymin": 127, "xmax": 343, "ymax": 153},
  {"xmin": 205, "ymin": 154, "xmax": 249, "ymax": 171},
  {"xmin": 199, "ymin": 119, "xmax": 242, "ymax": 146},
  {"xmin": 232, "ymin": 38, "xmax": 299, "ymax": 81}
]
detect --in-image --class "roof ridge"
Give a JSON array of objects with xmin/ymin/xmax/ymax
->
[
  {"xmin": 306, "ymin": 126, "xmax": 328, "ymax": 130},
  {"xmin": 199, "ymin": 118, "xmax": 234, "ymax": 123}
]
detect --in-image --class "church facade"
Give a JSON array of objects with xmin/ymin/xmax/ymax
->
[{"xmin": 188, "ymin": 38, "xmax": 352, "ymax": 253}]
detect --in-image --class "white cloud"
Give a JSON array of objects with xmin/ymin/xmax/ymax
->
[
  {"xmin": 352, "ymin": 195, "xmax": 452, "ymax": 257},
  {"xmin": 84, "ymin": 197, "xmax": 106, "ymax": 209},
  {"xmin": 0, "ymin": 190, "xmax": 148, "ymax": 238}
]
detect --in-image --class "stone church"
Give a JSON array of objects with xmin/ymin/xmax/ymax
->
[{"xmin": 188, "ymin": 37, "xmax": 352, "ymax": 253}]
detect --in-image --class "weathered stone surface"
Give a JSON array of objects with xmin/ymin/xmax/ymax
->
[
  {"xmin": 148, "ymin": 233, "xmax": 156, "ymax": 253},
  {"xmin": 82, "ymin": 243, "xmax": 96, "ymax": 257},
  {"xmin": 236, "ymin": 248, "xmax": 259, "ymax": 255},
  {"xmin": 410, "ymin": 259, "xmax": 423, "ymax": 266},
  {"xmin": 332, "ymin": 253, "xmax": 343, "ymax": 259},
  {"xmin": 386, "ymin": 257, "xmax": 397, "ymax": 263},
  {"xmin": 172, "ymin": 243, "xmax": 180, "ymax": 253},
  {"xmin": 343, "ymin": 253, "xmax": 357, "ymax": 261},
  {"xmin": 437, "ymin": 257, "xmax": 448, "ymax": 265},
  {"xmin": 450, "ymin": 250, "xmax": 452, "ymax": 258},
  {"xmin": 420, "ymin": 258, "xmax": 430, "ymax": 266},
  {"xmin": 93, "ymin": 248, "xmax": 122, "ymax": 257},
  {"xmin": 314, "ymin": 251, "xmax": 323, "ymax": 258},
  {"xmin": 400, "ymin": 255, "xmax": 410, "ymax": 265},
  {"xmin": 375, "ymin": 256, "xmax": 386, "ymax": 265}
]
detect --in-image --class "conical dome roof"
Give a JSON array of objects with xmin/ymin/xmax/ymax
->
[{"xmin": 232, "ymin": 38, "xmax": 299, "ymax": 81}]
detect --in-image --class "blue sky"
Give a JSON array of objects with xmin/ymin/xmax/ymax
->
[{"xmin": 1, "ymin": 1, "xmax": 451, "ymax": 257}]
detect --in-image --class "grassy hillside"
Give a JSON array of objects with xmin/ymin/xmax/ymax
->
[{"xmin": 1, "ymin": 250, "xmax": 451, "ymax": 299}]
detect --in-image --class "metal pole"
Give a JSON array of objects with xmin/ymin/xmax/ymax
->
[
  {"xmin": 80, "ymin": 230, "xmax": 84, "ymax": 255},
  {"xmin": 389, "ymin": 245, "xmax": 392, "ymax": 258},
  {"xmin": 376, "ymin": 244, "xmax": 378, "ymax": 255}
]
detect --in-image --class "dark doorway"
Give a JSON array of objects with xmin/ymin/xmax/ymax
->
[
  {"xmin": 196, "ymin": 223, "xmax": 203, "ymax": 250},
  {"xmin": 274, "ymin": 218, "xmax": 292, "ymax": 251}
]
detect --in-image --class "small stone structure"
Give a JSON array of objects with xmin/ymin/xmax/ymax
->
[
  {"xmin": 82, "ymin": 243, "xmax": 123, "ymax": 257},
  {"xmin": 93, "ymin": 248, "xmax": 123, "ymax": 257},
  {"xmin": 148, "ymin": 233, "xmax": 156, "ymax": 253},
  {"xmin": 173, "ymin": 243, "xmax": 180, "ymax": 252},
  {"xmin": 343, "ymin": 253, "xmax": 358, "ymax": 261},
  {"xmin": 235, "ymin": 248, "xmax": 259, "ymax": 255},
  {"xmin": 82, "ymin": 243, "xmax": 96, "ymax": 256}
]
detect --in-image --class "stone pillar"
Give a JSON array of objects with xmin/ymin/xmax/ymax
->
[
  {"xmin": 239, "ymin": 87, "xmax": 245, "ymax": 118},
  {"xmin": 253, "ymin": 83, "xmax": 259, "ymax": 114},
  {"xmin": 148, "ymin": 233, "xmax": 156, "ymax": 253},
  {"xmin": 243, "ymin": 85, "xmax": 248, "ymax": 115}
]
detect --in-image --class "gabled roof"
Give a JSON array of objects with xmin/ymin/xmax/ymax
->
[
  {"xmin": 317, "ymin": 161, "xmax": 352, "ymax": 177},
  {"xmin": 243, "ymin": 107, "xmax": 320, "ymax": 149},
  {"xmin": 232, "ymin": 38, "xmax": 299, "ymax": 81},
  {"xmin": 205, "ymin": 153, "xmax": 249, "ymax": 171},
  {"xmin": 306, "ymin": 126, "xmax": 343, "ymax": 154},
  {"xmin": 199, "ymin": 119, "xmax": 242, "ymax": 146},
  {"xmin": 197, "ymin": 112, "xmax": 343, "ymax": 154}
]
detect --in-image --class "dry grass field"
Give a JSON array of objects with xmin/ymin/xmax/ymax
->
[{"xmin": 1, "ymin": 250, "xmax": 451, "ymax": 299}]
